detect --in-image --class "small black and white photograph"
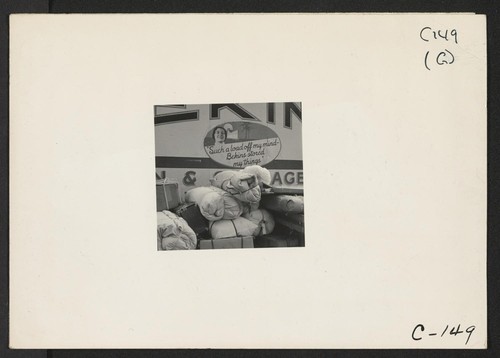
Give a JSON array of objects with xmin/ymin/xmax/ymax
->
[{"xmin": 155, "ymin": 102, "xmax": 304, "ymax": 250}]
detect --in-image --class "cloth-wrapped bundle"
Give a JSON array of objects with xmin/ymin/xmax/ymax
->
[
  {"xmin": 157, "ymin": 210, "xmax": 197, "ymax": 250},
  {"xmin": 209, "ymin": 186, "xmax": 244, "ymax": 220},
  {"xmin": 185, "ymin": 186, "xmax": 223, "ymax": 221},
  {"xmin": 185, "ymin": 186, "xmax": 243, "ymax": 221},
  {"xmin": 211, "ymin": 170, "xmax": 261, "ymax": 203},
  {"xmin": 241, "ymin": 201, "xmax": 260, "ymax": 215},
  {"xmin": 260, "ymin": 195, "xmax": 304, "ymax": 214},
  {"xmin": 242, "ymin": 165, "xmax": 272, "ymax": 187},
  {"xmin": 209, "ymin": 217, "xmax": 260, "ymax": 239},
  {"xmin": 243, "ymin": 209, "xmax": 275, "ymax": 236}
]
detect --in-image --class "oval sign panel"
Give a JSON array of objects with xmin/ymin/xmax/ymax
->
[{"xmin": 204, "ymin": 122, "xmax": 281, "ymax": 169}]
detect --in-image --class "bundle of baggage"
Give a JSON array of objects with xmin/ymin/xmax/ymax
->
[{"xmin": 156, "ymin": 165, "xmax": 304, "ymax": 250}]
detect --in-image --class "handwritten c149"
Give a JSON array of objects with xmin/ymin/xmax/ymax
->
[{"xmin": 420, "ymin": 27, "xmax": 458, "ymax": 71}]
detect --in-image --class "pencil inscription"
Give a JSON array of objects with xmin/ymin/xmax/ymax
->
[{"xmin": 420, "ymin": 27, "xmax": 458, "ymax": 71}]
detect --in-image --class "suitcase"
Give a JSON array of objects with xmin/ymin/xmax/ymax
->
[
  {"xmin": 173, "ymin": 203, "xmax": 209, "ymax": 237},
  {"xmin": 156, "ymin": 178, "xmax": 181, "ymax": 211},
  {"xmin": 199, "ymin": 236, "xmax": 254, "ymax": 249}
]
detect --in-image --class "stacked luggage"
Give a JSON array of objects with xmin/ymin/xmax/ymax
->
[{"xmin": 156, "ymin": 166, "xmax": 304, "ymax": 250}]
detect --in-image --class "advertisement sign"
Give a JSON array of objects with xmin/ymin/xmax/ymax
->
[{"xmin": 204, "ymin": 122, "xmax": 281, "ymax": 168}]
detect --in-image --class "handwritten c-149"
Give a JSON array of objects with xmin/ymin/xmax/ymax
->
[{"xmin": 412, "ymin": 323, "xmax": 475, "ymax": 345}]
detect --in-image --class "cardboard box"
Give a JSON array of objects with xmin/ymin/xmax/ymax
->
[
  {"xmin": 156, "ymin": 178, "xmax": 181, "ymax": 211},
  {"xmin": 199, "ymin": 236, "xmax": 254, "ymax": 249}
]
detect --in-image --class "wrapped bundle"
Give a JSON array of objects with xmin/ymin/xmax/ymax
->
[
  {"xmin": 185, "ymin": 187, "xmax": 223, "ymax": 221},
  {"xmin": 286, "ymin": 213, "xmax": 304, "ymax": 225},
  {"xmin": 242, "ymin": 165, "xmax": 272, "ymax": 187},
  {"xmin": 185, "ymin": 186, "xmax": 243, "ymax": 221},
  {"xmin": 241, "ymin": 201, "xmax": 260, "ymax": 215},
  {"xmin": 261, "ymin": 195, "xmax": 304, "ymax": 214},
  {"xmin": 211, "ymin": 170, "xmax": 261, "ymax": 203},
  {"xmin": 209, "ymin": 186, "xmax": 244, "ymax": 220},
  {"xmin": 243, "ymin": 209, "xmax": 275, "ymax": 236},
  {"xmin": 157, "ymin": 210, "xmax": 197, "ymax": 250},
  {"xmin": 209, "ymin": 217, "xmax": 260, "ymax": 240}
]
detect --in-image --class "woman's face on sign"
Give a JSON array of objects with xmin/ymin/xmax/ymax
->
[{"xmin": 214, "ymin": 128, "xmax": 226, "ymax": 143}]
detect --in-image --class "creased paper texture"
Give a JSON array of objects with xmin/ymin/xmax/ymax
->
[{"xmin": 9, "ymin": 14, "xmax": 486, "ymax": 348}]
